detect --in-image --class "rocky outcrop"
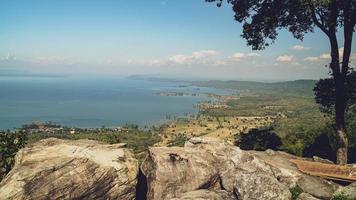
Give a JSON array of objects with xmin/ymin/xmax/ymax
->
[
  {"xmin": 0, "ymin": 138, "xmax": 138, "ymax": 200},
  {"xmin": 297, "ymin": 193, "xmax": 321, "ymax": 200},
  {"xmin": 0, "ymin": 137, "xmax": 350, "ymax": 200},
  {"xmin": 141, "ymin": 137, "xmax": 342, "ymax": 200},
  {"xmin": 169, "ymin": 189, "xmax": 236, "ymax": 200}
]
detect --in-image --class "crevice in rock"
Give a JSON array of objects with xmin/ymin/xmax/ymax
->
[
  {"xmin": 233, "ymin": 187, "xmax": 241, "ymax": 200},
  {"xmin": 198, "ymin": 174, "xmax": 224, "ymax": 190},
  {"xmin": 136, "ymin": 168, "xmax": 148, "ymax": 200}
]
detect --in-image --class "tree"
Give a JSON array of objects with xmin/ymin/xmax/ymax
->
[
  {"xmin": 314, "ymin": 71, "xmax": 356, "ymax": 155},
  {"xmin": 206, "ymin": 0, "xmax": 356, "ymax": 164},
  {"xmin": 235, "ymin": 127, "xmax": 282, "ymax": 151},
  {"xmin": 0, "ymin": 131, "xmax": 27, "ymax": 180},
  {"xmin": 314, "ymin": 71, "xmax": 356, "ymax": 114}
]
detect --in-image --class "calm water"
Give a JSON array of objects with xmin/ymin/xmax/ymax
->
[{"xmin": 0, "ymin": 76, "xmax": 230, "ymax": 130}]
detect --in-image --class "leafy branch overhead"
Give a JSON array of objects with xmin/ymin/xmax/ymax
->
[{"xmin": 206, "ymin": 0, "xmax": 356, "ymax": 50}]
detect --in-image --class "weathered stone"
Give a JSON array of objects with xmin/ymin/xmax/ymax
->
[
  {"xmin": 141, "ymin": 137, "xmax": 343, "ymax": 200},
  {"xmin": 297, "ymin": 175, "xmax": 339, "ymax": 199},
  {"xmin": 232, "ymin": 171, "xmax": 290, "ymax": 200},
  {"xmin": 312, "ymin": 156, "xmax": 334, "ymax": 164},
  {"xmin": 169, "ymin": 189, "xmax": 236, "ymax": 200},
  {"xmin": 0, "ymin": 138, "xmax": 138, "ymax": 200},
  {"xmin": 141, "ymin": 137, "xmax": 292, "ymax": 200},
  {"xmin": 297, "ymin": 193, "xmax": 321, "ymax": 200},
  {"xmin": 250, "ymin": 150, "xmax": 341, "ymax": 194}
]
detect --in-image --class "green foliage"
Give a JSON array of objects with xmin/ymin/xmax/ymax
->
[
  {"xmin": 346, "ymin": 105, "xmax": 356, "ymax": 148},
  {"xmin": 205, "ymin": 0, "xmax": 354, "ymax": 50},
  {"xmin": 235, "ymin": 127, "xmax": 282, "ymax": 151},
  {"xmin": 195, "ymin": 80, "xmax": 333, "ymax": 157},
  {"xmin": 314, "ymin": 72, "xmax": 356, "ymax": 114},
  {"xmin": 289, "ymin": 185, "xmax": 303, "ymax": 200},
  {"xmin": 0, "ymin": 131, "xmax": 27, "ymax": 180},
  {"xmin": 276, "ymin": 120, "xmax": 329, "ymax": 156},
  {"xmin": 167, "ymin": 134, "xmax": 188, "ymax": 147},
  {"xmin": 331, "ymin": 189, "xmax": 350, "ymax": 200}
]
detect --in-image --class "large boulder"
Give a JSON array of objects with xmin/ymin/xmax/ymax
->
[
  {"xmin": 141, "ymin": 137, "xmax": 341, "ymax": 200},
  {"xmin": 169, "ymin": 189, "xmax": 236, "ymax": 200},
  {"xmin": 0, "ymin": 138, "xmax": 138, "ymax": 200}
]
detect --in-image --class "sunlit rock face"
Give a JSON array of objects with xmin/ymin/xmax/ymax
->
[
  {"xmin": 0, "ymin": 138, "xmax": 138, "ymax": 200},
  {"xmin": 0, "ymin": 137, "xmax": 346, "ymax": 200},
  {"xmin": 141, "ymin": 137, "xmax": 341, "ymax": 200}
]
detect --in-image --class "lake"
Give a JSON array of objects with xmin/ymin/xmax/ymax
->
[{"xmin": 0, "ymin": 76, "xmax": 230, "ymax": 130}]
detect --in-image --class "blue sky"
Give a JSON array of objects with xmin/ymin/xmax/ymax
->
[{"xmin": 0, "ymin": 0, "xmax": 355, "ymax": 81}]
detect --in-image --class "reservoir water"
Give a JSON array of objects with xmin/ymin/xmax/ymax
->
[{"xmin": 0, "ymin": 76, "xmax": 230, "ymax": 130}]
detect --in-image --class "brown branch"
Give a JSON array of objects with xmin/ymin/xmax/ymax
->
[
  {"xmin": 308, "ymin": 1, "xmax": 329, "ymax": 35},
  {"xmin": 341, "ymin": 0, "xmax": 354, "ymax": 76}
]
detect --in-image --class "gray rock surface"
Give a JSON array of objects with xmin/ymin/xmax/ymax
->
[
  {"xmin": 297, "ymin": 193, "xmax": 321, "ymax": 200},
  {"xmin": 0, "ymin": 138, "xmax": 138, "ymax": 200},
  {"xmin": 141, "ymin": 137, "xmax": 341, "ymax": 200},
  {"xmin": 169, "ymin": 189, "xmax": 236, "ymax": 200}
]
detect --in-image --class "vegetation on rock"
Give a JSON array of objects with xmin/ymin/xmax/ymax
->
[
  {"xmin": 0, "ymin": 131, "xmax": 27, "ymax": 180},
  {"xmin": 235, "ymin": 127, "xmax": 282, "ymax": 151}
]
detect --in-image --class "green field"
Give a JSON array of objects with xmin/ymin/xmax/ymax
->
[{"xmin": 193, "ymin": 79, "xmax": 332, "ymax": 155}]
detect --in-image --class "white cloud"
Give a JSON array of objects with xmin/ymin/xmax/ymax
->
[
  {"xmin": 319, "ymin": 54, "xmax": 330, "ymax": 59},
  {"xmin": 0, "ymin": 53, "xmax": 16, "ymax": 61},
  {"xmin": 247, "ymin": 52, "xmax": 260, "ymax": 57},
  {"xmin": 229, "ymin": 52, "xmax": 260, "ymax": 61},
  {"xmin": 168, "ymin": 50, "xmax": 219, "ymax": 65},
  {"xmin": 129, "ymin": 50, "xmax": 219, "ymax": 66},
  {"xmin": 168, "ymin": 55, "xmax": 190, "ymax": 65},
  {"xmin": 319, "ymin": 48, "xmax": 345, "ymax": 60},
  {"xmin": 276, "ymin": 55, "xmax": 294, "ymax": 62},
  {"xmin": 292, "ymin": 45, "xmax": 309, "ymax": 51},
  {"xmin": 230, "ymin": 53, "xmax": 246, "ymax": 60},
  {"xmin": 304, "ymin": 56, "xmax": 319, "ymax": 62},
  {"xmin": 191, "ymin": 50, "xmax": 219, "ymax": 59}
]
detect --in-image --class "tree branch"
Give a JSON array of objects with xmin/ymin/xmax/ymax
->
[
  {"xmin": 341, "ymin": 0, "xmax": 354, "ymax": 76},
  {"xmin": 308, "ymin": 1, "xmax": 329, "ymax": 35}
]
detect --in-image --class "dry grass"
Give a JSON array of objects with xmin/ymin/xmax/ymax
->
[{"xmin": 156, "ymin": 115, "xmax": 274, "ymax": 146}]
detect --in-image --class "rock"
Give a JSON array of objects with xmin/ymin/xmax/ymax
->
[
  {"xmin": 250, "ymin": 149, "xmax": 341, "ymax": 198},
  {"xmin": 141, "ymin": 137, "xmax": 291, "ymax": 200},
  {"xmin": 266, "ymin": 149, "xmax": 276, "ymax": 156},
  {"xmin": 296, "ymin": 175, "xmax": 339, "ymax": 199},
  {"xmin": 232, "ymin": 171, "xmax": 290, "ymax": 200},
  {"xmin": 169, "ymin": 189, "xmax": 236, "ymax": 200},
  {"xmin": 297, "ymin": 193, "xmax": 320, "ymax": 200},
  {"xmin": 312, "ymin": 156, "xmax": 334, "ymax": 164},
  {"xmin": 0, "ymin": 138, "xmax": 138, "ymax": 200},
  {"xmin": 141, "ymin": 137, "xmax": 342, "ymax": 200}
]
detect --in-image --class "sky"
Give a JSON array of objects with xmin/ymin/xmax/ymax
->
[{"xmin": 0, "ymin": 0, "xmax": 355, "ymax": 81}]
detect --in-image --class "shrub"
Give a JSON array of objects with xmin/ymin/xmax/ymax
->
[
  {"xmin": 235, "ymin": 127, "xmax": 282, "ymax": 151},
  {"xmin": 331, "ymin": 189, "xmax": 350, "ymax": 200},
  {"xmin": 0, "ymin": 131, "xmax": 27, "ymax": 180},
  {"xmin": 303, "ymin": 132, "xmax": 336, "ymax": 162},
  {"xmin": 168, "ymin": 135, "xmax": 188, "ymax": 147},
  {"xmin": 289, "ymin": 185, "xmax": 303, "ymax": 200}
]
